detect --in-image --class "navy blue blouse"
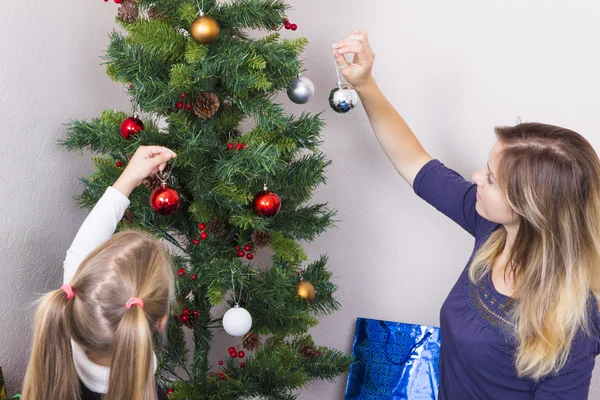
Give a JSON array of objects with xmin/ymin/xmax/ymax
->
[{"xmin": 413, "ymin": 159, "xmax": 600, "ymax": 399}]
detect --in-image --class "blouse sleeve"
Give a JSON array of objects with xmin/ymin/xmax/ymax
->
[
  {"xmin": 62, "ymin": 187, "xmax": 130, "ymax": 284},
  {"xmin": 413, "ymin": 159, "xmax": 490, "ymax": 238}
]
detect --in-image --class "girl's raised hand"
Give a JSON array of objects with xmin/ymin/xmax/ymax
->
[{"xmin": 113, "ymin": 146, "xmax": 176, "ymax": 197}]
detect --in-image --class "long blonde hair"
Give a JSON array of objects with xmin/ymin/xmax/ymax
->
[
  {"xmin": 23, "ymin": 230, "xmax": 174, "ymax": 400},
  {"xmin": 469, "ymin": 122, "xmax": 600, "ymax": 380}
]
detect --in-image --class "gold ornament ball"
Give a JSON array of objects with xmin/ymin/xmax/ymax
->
[
  {"xmin": 298, "ymin": 281, "xmax": 316, "ymax": 302},
  {"xmin": 190, "ymin": 15, "xmax": 220, "ymax": 44}
]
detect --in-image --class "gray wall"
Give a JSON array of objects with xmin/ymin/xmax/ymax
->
[{"xmin": 2, "ymin": 0, "xmax": 600, "ymax": 398}]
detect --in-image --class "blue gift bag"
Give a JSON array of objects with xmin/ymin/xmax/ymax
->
[{"xmin": 345, "ymin": 318, "xmax": 441, "ymax": 400}]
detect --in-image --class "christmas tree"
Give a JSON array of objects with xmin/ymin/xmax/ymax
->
[{"xmin": 62, "ymin": 0, "xmax": 350, "ymax": 397}]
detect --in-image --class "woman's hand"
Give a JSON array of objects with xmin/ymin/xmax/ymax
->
[
  {"xmin": 332, "ymin": 29, "xmax": 376, "ymax": 90},
  {"xmin": 112, "ymin": 146, "xmax": 177, "ymax": 198}
]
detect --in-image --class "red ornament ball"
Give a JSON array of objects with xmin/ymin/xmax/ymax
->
[
  {"xmin": 150, "ymin": 185, "xmax": 180, "ymax": 215},
  {"xmin": 252, "ymin": 190, "xmax": 281, "ymax": 217},
  {"xmin": 180, "ymin": 93, "xmax": 187, "ymax": 98},
  {"xmin": 291, "ymin": 23, "xmax": 297, "ymax": 31},
  {"xmin": 228, "ymin": 346, "xmax": 236, "ymax": 354},
  {"xmin": 246, "ymin": 253, "xmax": 254, "ymax": 260},
  {"xmin": 200, "ymin": 232, "xmax": 208, "ymax": 240},
  {"xmin": 192, "ymin": 274, "xmax": 198, "ymax": 280},
  {"xmin": 235, "ymin": 246, "xmax": 241, "ymax": 251},
  {"xmin": 114, "ymin": 0, "xmax": 121, "ymax": 3},
  {"xmin": 183, "ymin": 308, "xmax": 190, "ymax": 315},
  {"xmin": 237, "ymin": 251, "xmax": 245, "ymax": 257},
  {"xmin": 176, "ymin": 101, "xmax": 184, "ymax": 110},
  {"xmin": 116, "ymin": 161, "xmax": 124, "ymax": 167},
  {"xmin": 198, "ymin": 222, "xmax": 207, "ymax": 230},
  {"xmin": 120, "ymin": 116, "xmax": 144, "ymax": 140},
  {"xmin": 184, "ymin": 103, "xmax": 192, "ymax": 111},
  {"xmin": 177, "ymin": 268, "xmax": 186, "ymax": 277},
  {"xmin": 180, "ymin": 314, "xmax": 189, "ymax": 323},
  {"xmin": 285, "ymin": 22, "xmax": 291, "ymax": 29},
  {"xmin": 240, "ymin": 362, "xmax": 245, "ymax": 368},
  {"xmin": 193, "ymin": 310, "xmax": 200, "ymax": 317},
  {"xmin": 227, "ymin": 143, "xmax": 234, "ymax": 150},
  {"xmin": 192, "ymin": 239, "xmax": 199, "ymax": 245},
  {"xmin": 230, "ymin": 352, "xmax": 237, "ymax": 358},
  {"xmin": 219, "ymin": 360, "xmax": 224, "ymax": 365},
  {"xmin": 238, "ymin": 351, "xmax": 245, "ymax": 358},
  {"xmin": 236, "ymin": 143, "xmax": 243, "ymax": 151},
  {"xmin": 167, "ymin": 389, "xmax": 174, "ymax": 395},
  {"xmin": 244, "ymin": 245, "xmax": 252, "ymax": 252}
]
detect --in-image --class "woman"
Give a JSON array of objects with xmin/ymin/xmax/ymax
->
[{"xmin": 332, "ymin": 30, "xmax": 600, "ymax": 398}]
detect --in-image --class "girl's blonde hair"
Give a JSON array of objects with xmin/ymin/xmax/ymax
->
[
  {"xmin": 469, "ymin": 122, "xmax": 600, "ymax": 380},
  {"xmin": 23, "ymin": 230, "xmax": 174, "ymax": 400}
]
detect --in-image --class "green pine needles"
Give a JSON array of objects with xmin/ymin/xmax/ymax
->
[{"xmin": 61, "ymin": 0, "xmax": 350, "ymax": 398}]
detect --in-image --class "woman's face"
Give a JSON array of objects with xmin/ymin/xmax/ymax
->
[{"xmin": 471, "ymin": 141, "xmax": 518, "ymax": 226}]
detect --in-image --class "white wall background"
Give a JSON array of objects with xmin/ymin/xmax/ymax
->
[{"xmin": 2, "ymin": 0, "xmax": 600, "ymax": 398}]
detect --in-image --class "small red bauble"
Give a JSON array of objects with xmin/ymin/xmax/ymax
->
[
  {"xmin": 227, "ymin": 143, "xmax": 234, "ymax": 150},
  {"xmin": 116, "ymin": 161, "xmax": 124, "ymax": 167},
  {"xmin": 219, "ymin": 360, "xmax": 224, "ymax": 365},
  {"xmin": 180, "ymin": 314, "xmax": 189, "ymax": 322},
  {"xmin": 246, "ymin": 253, "xmax": 254, "ymax": 260},
  {"xmin": 193, "ymin": 310, "xmax": 200, "ymax": 317},
  {"xmin": 240, "ymin": 362, "xmax": 245, "ymax": 368},
  {"xmin": 291, "ymin": 23, "xmax": 297, "ymax": 31},
  {"xmin": 114, "ymin": 0, "xmax": 121, "ymax": 3},
  {"xmin": 228, "ymin": 346, "xmax": 236, "ymax": 353},
  {"xmin": 236, "ymin": 143, "xmax": 243, "ymax": 151},
  {"xmin": 242, "ymin": 143, "xmax": 248, "ymax": 148},
  {"xmin": 220, "ymin": 372, "xmax": 226, "ymax": 380},
  {"xmin": 252, "ymin": 188, "xmax": 281, "ymax": 217},
  {"xmin": 235, "ymin": 246, "xmax": 241, "ymax": 251},
  {"xmin": 237, "ymin": 251, "xmax": 245, "ymax": 257},
  {"xmin": 183, "ymin": 308, "xmax": 190, "ymax": 314},
  {"xmin": 167, "ymin": 389, "xmax": 174, "ymax": 395},
  {"xmin": 184, "ymin": 103, "xmax": 192, "ymax": 111},
  {"xmin": 192, "ymin": 239, "xmax": 199, "ymax": 245},
  {"xmin": 244, "ymin": 245, "xmax": 252, "ymax": 252},
  {"xmin": 150, "ymin": 185, "xmax": 180, "ymax": 215},
  {"xmin": 192, "ymin": 274, "xmax": 198, "ymax": 280},
  {"xmin": 198, "ymin": 222, "xmax": 206, "ymax": 230},
  {"xmin": 119, "ymin": 116, "xmax": 144, "ymax": 140},
  {"xmin": 284, "ymin": 22, "xmax": 291, "ymax": 29},
  {"xmin": 180, "ymin": 93, "xmax": 187, "ymax": 98},
  {"xmin": 238, "ymin": 351, "xmax": 245, "ymax": 358},
  {"xmin": 230, "ymin": 352, "xmax": 237, "ymax": 358},
  {"xmin": 176, "ymin": 101, "xmax": 184, "ymax": 110},
  {"xmin": 178, "ymin": 300, "xmax": 183, "ymax": 305},
  {"xmin": 200, "ymin": 232, "xmax": 208, "ymax": 240},
  {"xmin": 177, "ymin": 268, "xmax": 185, "ymax": 277}
]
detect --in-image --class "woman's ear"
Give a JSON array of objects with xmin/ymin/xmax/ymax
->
[{"xmin": 157, "ymin": 314, "xmax": 168, "ymax": 332}]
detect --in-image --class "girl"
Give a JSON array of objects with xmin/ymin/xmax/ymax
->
[
  {"xmin": 23, "ymin": 146, "xmax": 177, "ymax": 400},
  {"xmin": 332, "ymin": 30, "xmax": 600, "ymax": 398}
]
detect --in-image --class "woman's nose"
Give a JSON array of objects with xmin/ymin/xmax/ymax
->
[{"xmin": 472, "ymin": 169, "xmax": 484, "ymax": 186}]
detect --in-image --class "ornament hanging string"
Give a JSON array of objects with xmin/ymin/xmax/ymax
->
[
  {"xmin": 196, "ymin": 0, "xmax": 205, "ymax": 16},
  {"xmin": 156, "ymin": 155, "xmax": 176, "ymax": 186},
  {"xmin": 231, "ymin": 269, "xmax": 243, "ymax": 306},
  {"xmin": 333, "ymin": 53, "xmax": 344, "ymax": 88}
]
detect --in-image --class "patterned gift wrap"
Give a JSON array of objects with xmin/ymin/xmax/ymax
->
[{"xmin": 345, "ymin": 318, "xmax": 441, "ymax": 400}]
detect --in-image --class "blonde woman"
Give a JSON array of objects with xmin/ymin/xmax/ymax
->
[
  {"xmin": 23, "ymin": 146, "xmax": 177, "ymax": 400},
  {"xmin": 333, "ymin": 30, "xmax": 600, "ymax": 398}
]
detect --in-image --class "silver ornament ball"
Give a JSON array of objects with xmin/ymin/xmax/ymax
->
[
  {"xmin": 287, "ymin": 76, "xmax": 315, "ymax": 104},
  {"xmin": 329, "ymin": 83, "xmax": 359, "ymax": 113}
]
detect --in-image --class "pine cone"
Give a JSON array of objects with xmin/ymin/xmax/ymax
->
[
  {"xmin": 299, "ymin": 344, "xmax": 319, "ymax": 360},
  {"xmin": 142, "ymin": 175, "xmax": 162, "ymax": 190},
  {"xmin": 147, "ymin": 6, "xmax": 167, "ymax": 22},
  {"xmin": 193, "ymin": 93, "xmax": 220, "ymax": 119},
  {"xmin": 117, "ymin": 0, "xmax": 139, "ymax": 23},
  {"xmin": 205, "ymin": 218, "xmax": 227, "ymax": 238},
  {"xmin": 242, "ymin": 333, "xmax": 261, "ymax": 351},
  {"xmin": 121, "ymin": 209, "xmax": 134, "ymax": 224},
  {"xmin": 251, "ymin": 230, "xmax": 271, "ymax": 249}
]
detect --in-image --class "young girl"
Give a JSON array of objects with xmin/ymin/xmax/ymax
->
[
  {"xmin": 332, "ymin": 30, "xmax": 600, "ymax": 398},
  {"xmin": 23, "ymin": 146, "xmax": 177, "ymax": 400}
]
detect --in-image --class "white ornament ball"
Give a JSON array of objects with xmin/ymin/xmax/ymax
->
[
  {"xmin": 287, "ymin": 76, "xmax": 315, "ymax": 104},
  {"xmin": 222, "ymin": 305, "xmax": 252, "ymax": 337}
]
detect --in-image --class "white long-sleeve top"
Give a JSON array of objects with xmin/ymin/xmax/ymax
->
[{"xmin": 63, "ymin": 187, "xmax": 157, "ymax": 394}]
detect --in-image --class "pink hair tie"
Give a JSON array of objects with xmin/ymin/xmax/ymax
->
[
  {"xmin": 60, "ymin": 284, "xmax": 75, "ymax": 299},
  {"xmin": 126, "ymin": 297, "xmax": 144, "ymax": 310}
]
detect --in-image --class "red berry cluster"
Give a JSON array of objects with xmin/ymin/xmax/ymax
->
[
  {"xmin": 227, "ymin": 142, "xmax": 248, "ymax": 151},
  {"xmin": 284, "ymin": 18, "xmax": 298, "ymax": 31},
  {"xmin": 235, "ymin": 244, "xmax": 254, "ymax": 260},
  {"xmin": 192, "ymin": 223, "xmax": 209, "ymax": 245},
  {"xmin": 178, "ymin": 306, "xmax": 200, "ymax": 328},
  {"xmin": 176, "ymin": 93, "xmax": 193, "ymax": 111}
]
